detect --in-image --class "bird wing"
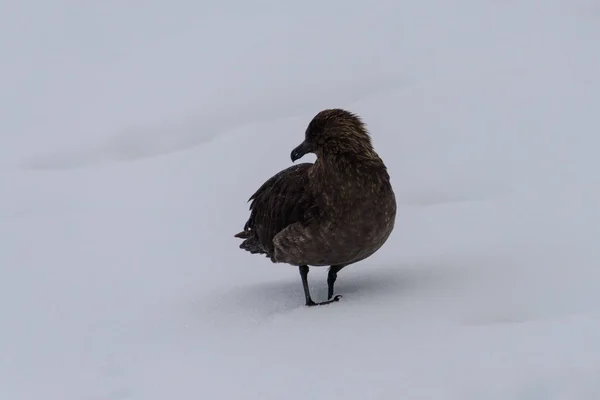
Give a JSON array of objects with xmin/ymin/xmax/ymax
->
[{"xmin": 235, "ymin": 163, "xmax": 316, "ymax": 257}]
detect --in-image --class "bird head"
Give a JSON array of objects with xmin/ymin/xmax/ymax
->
[{"xmin": 291, "ymin": 109, "xmax": 373, "ymax": 162}]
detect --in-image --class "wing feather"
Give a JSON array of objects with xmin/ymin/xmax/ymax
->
[{"xmin": 235, "ymin": 163, "xmax": 315, "ymax": 259}]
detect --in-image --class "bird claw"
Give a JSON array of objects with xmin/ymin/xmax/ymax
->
[{"xmin": 305, "ymin": 294, "xmax": 342, "ymax": 307}]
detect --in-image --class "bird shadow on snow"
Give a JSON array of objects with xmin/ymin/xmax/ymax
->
[
  {"xmin": 192, "ymin": 262, "xmax": 467, "ymax": 327},
  {"xmin": 189, "ymin": 250, "xmax": 596, "ymax": 329}
]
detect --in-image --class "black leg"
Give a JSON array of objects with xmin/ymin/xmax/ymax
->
[
  {"xmin": 328, "ymin": 264, "xmax": 346, "ymax": 301},
  {"xmin": 327, "ymin": 269, "xmax": 337, "ymax": 300},
  {"xmin": 299, "ymin": 265, "xmax": 341, "ymax": 307},
  {"xmin": 299, "ymin": 265, "xmax": 314, "ymax": 306}
]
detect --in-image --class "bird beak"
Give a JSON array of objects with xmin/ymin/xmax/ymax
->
[{"xmin": 290, "ymin": 140, "xmax": 312, "ymax": 162}]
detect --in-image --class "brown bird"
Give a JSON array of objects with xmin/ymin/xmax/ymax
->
[{"xmin": 235, "ymin": 109, "xmax": 397, "ymax": 306}]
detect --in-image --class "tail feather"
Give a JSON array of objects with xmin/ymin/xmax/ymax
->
[
  {"xmin": 234, "ymin": 230, "xmax": 251, "ymax": 239},
  {"xmin": 235, "ymin": 230, "xmax": 270, "ymax": 257}
]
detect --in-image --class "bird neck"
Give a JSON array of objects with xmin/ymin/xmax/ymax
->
[
  {"xmin": 320, "ymin": 149, "xmax": 386, "ymax": 170},
  {"xmin": 313, "ymin": 151, "xmax": 389, "ymax": 184}
]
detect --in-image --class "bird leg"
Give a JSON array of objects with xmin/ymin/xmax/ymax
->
[
  {"xmin": 327, "ymin": 264, "xmax": 346, "ymax": 300},
  {"xmin": 327, "ymin": 268, "xmax": 338, "ymax": 300},
  {"xmin": 299, "ymin": 265, "xmax": 341, "ymax": 306}
]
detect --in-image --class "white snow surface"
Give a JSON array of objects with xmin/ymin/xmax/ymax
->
[{"xmin": 2, "ymin": 1, "xmax": 600, "ymax": 399}]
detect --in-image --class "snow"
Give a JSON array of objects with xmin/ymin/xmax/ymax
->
[{"xmin": 2, "ymin": 0, "xmax": 600, "ymax": 398}]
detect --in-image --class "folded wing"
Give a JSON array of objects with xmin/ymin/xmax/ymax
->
[{"xmin": 234, "ymin": 163, "xmax": 316, "ymax": 259}]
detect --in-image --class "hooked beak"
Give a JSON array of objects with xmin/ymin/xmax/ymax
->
[{"xmin": 290, "ymin": 140, "xmax": 312, "ymax": 162}]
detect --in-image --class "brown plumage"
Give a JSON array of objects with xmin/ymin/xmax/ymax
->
[{"xmin": 235, "ymin": 109, "xmax": 397, "ymax": 306}]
